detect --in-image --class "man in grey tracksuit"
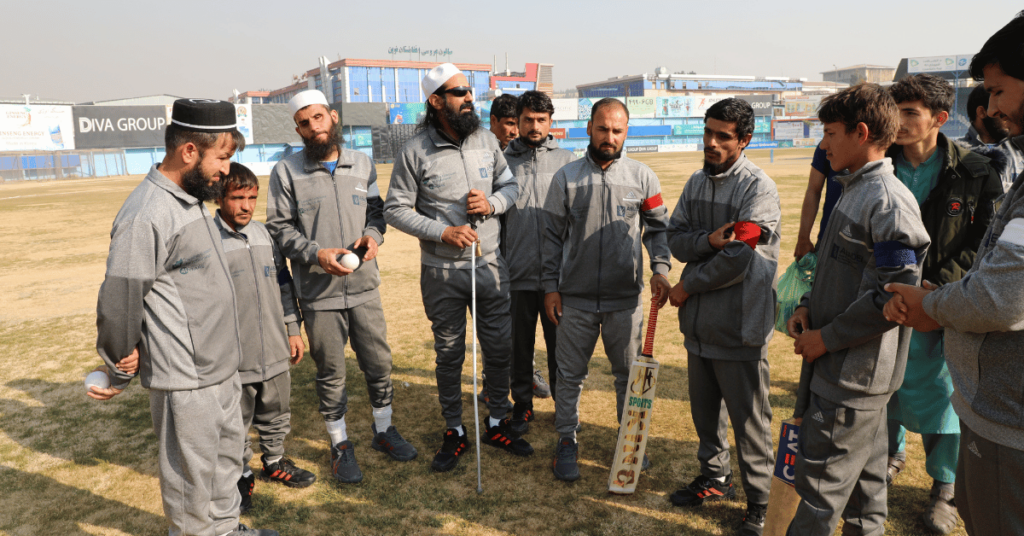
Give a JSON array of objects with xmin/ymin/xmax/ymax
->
[
  {"xmin": 384, "ymin": 64, "xmax": 529, "ymax": 472},
  {"xmin": 267, "ymin": 90, "xmax": 415, "ymax": 485},
  {"xmin": 542, "ymin": 98, "xmax": 672, "ymax": 482},
  {"xmin": 91, "ymin": 99, "xmax": 275, "ymax": 536},
  {"xmin": 502, "ymin": 90, "xmax": 577, "ymax": 430},
  {"xmin": 663, "ymin": 98, "xmax": 781, "ymax": 536},
  {"xmin": 886, "ymin": 20, "xmax": 1024, "ymax": 534},
  {"xmin": 213, "ymin": 163, "xmax": 315, "ymax": 511}
]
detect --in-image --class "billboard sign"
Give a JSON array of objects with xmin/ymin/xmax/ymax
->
[
  {"xmin": 737, "ymin": 95, "xmax": 774, "ymax": 116},
  {"xmin": 0, "ymin": 105, "xmax": 75, "ymax": 151},
  {"xmin": 908, "ymin": 54, "xmax": 973, "ymax": 74},
  {"xmin": 552, "ymin": 99, "xmax": 577, "ymax": 121},
  {"xmin": 625, "ymin": 145, "xmax": 658, "ymax": 154},
  {"xmin": 626, "ymin": 97, "xmax": 657, "ymax": 119},
  {"xmin": 72, "ymin": 105, "xmax": 168, "ymax": 149},
  {"xmin": 389, "ymin": 103, "xmax": 426, "ymax": 125},
  {"xmin": 549, "ymin": 128, "xmax": 566, "ymax": 139},
  {"xmin": 773, "ymin": 120, "xmax": 806, "ymax": 140},
  {"xmin": 235, "ymin": 104, "xmax": 254, "ymax": 146},
  {"xmin": 658, "ymin": 143, "xmax": 698, "ymax": 153},
  {"xmin": 578, "ymin": 97, "xmax": 624, "ymax": 121}
]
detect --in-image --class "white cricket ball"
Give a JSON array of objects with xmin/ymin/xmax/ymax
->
[
  {"xmin": 403, "ymin": 382, "xmax": 410, "ymax": 388},
  {"xmin": 340, "ymin": 253, "xmax": 360, "ymax": 270},
  {"xmin": 85, "ymin": 370, "xmax": 111, "ymax": 391}
]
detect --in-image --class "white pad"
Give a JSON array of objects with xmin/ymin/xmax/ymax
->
[
  {"xmin": 421, "ymin": 63, "xmax": 462, "ymax": 96},
  {"xmin": 288, "ymin": 90, "xmax": 330, "ymax": 116}
]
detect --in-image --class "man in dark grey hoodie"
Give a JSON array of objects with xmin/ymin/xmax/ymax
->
[
  {"xmin": 886, "ymin": 14, "xmax": 1024, "ymax": 535},
  {"xmin": 267, "ymin": 90, "xmax": 416, "ymax": 485},
  {"xmin": 502, "ymin": 90, "xmax": 577, "ymax": 434},
  {"xmin": 89, "ymin": 100, "xmax": 277, "ymax": 536},
  {"xmin": 665, "ymin": 98, "xmax": 781, "ymax": 536},
  {"xmin": 384, "ymin": 63, "xmax": 530, "ymax": 473},
  {"xmin": 542, "ymin": 98, "xmax": 672, "ymax": 482}
]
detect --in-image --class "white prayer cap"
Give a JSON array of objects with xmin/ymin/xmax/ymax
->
[
  {"xmin": 421, "ymin": 63, "xmax": 462, "ymax": 97},
  {"xmin": 288, "ymin": 90, "xmax": 330, "ymax": 116}
]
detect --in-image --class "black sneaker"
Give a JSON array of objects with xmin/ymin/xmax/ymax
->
[
  {"xmin": 481, "ymin": 418, "xmax": 534, "ymax": 456},
  {"xmin": 330, "ymin": 441, "xmax": 363, "ymax": 483},
  {"xmin": 237, "ymin": 472, "xmax": 254, "ymax": 514},
  {"xmin": 261, "ymin": 455, "xmax": 316, "ymax": 488},
  {"xmin": 432, "ymin": 428, "xmax": 469, "ymax": 472},
  {"xmin": 225, "ymin": 524, "xmax": 279, "ymax": 536},
  {"xmin": 552, "ymin": 436, "xmax": 580, "ymax": 481},
  {"xmin": 509, "ymin": 406, "xmax": 534, "ymax": 436},
  {"xmin": 736, "ymin": 502, "xmax": 768, "ymax": 536},
  {"xmin": 371, "ymin": 424, "xmax": 418, "ymax": 461},
  {"xmin": 669, "ymin": 473, "xmax": 736, "ymax": 507}
]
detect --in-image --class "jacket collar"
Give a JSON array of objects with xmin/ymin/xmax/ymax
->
[
  {"xmin": 426, "ymin": 124, "xmax": 481, "ymax": 149},
  {"xmin": 706, "ymin": 153, "xmax": 749, "ymax": 181},
  {"xmin": 301, "ymin": 144, "xmax": 352, "ymax": 174},
  {"xmin": 146, "ymin": 165, "xmax": 200, "ymax": 206},
  {"xmin": 836, "ymin": 158, "xmax": 893, "ymax": 188}
]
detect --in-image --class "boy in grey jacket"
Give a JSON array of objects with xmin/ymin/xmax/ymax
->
[
  {"xmin": 214, "ymin": 164, "xmax": 315, "ymax": 510},
  {"xmin": 542, "ymin": 98, "xmax": 672, "ymax": 482},
  {"xmin": 785, "ymin": 85, "xmax": 930, "ymax": 536},
  {"xmin": 267, "ymin": 90, "xmax": 416, "ymax": 485},
  {"xmin": 502, "ymin": 91, "xmax": 577, "ymax": 433},
  {"xmin": 89, "ymin": 100, "xmax": 277, "ymax": 536},
  {"xmin": 384, "ymin": 64, "xmax": 530, "ymax": 473},
  {"xmin": 665, "ymin": 98, "xmax": 781, "ymax": 536},
  {"xmin": 885, "ymin": 16, "xmax": 1024, "ymax": 535}
]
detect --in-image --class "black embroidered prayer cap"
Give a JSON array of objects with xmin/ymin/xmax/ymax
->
[{"xmin": 170, "ymin": 99, "xmax": 237, "ymax": 133}]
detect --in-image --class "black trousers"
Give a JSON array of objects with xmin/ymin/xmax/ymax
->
[{"xmin": 510, "ymin": 289, "xmax": 558, "ymax": 409}]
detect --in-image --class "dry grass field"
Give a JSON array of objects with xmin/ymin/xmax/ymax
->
[{"xmin": 0, "ymin": 148, "xmax": 964, "ymax": 535}]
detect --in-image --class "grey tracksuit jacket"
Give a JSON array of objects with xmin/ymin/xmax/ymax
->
[
  {"xmin": 266, "ymin": 146, "xmax": 385, "ymax": 311},
  {"xmin": 214, "ymin": 212, "xmax": 301, "ymax": 385},
  {"xmin": 667, "ymin": 154, "xmax": 782, "ymax": 360},
  {"xmin": 924, "ymin": 171, "xmax": 1024, "ymax": 450},
  {"xmin": 384, "ymin": 125, "xmax": 518, "ymax": 269},
  {"xmin": 96, "ymin": 165, "xmax": 243, "ymax": 391},
  {"xmin": 541, "ymin": 152, "xmax": 672, "ymax": 313},
  {"xmin": 503, "ymin": 136, "xmax": 577, "ymax": 291},
  {"xmin": 798, "ymin": 159, "xmax": 931, "ymax": 410}
]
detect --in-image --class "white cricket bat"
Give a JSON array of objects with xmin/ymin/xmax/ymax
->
[{"xmin": 608, "ymin": 294, "xmax": 661, "ymax": 494}]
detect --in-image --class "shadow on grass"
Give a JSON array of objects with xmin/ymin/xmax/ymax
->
[
  {"xmin": 1, "ymin": 378, "xmax": 157, "ymax": 475},
  {"xmin": 0, "ymin": 465, "xmax": 167, "ymax": 535}
]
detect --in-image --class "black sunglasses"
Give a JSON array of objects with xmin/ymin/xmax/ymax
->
[{"xmin": 441, "ymin": 86, "xmax": 473, "ymax": 97}]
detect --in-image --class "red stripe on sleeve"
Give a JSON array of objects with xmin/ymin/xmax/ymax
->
[
  {"xmin": 733, "ymin": 221, "xmax": 762, "ymax": 249},
  {"xmin": 641, "ymin": 193, "xmax": 664, "ymax": 211}
]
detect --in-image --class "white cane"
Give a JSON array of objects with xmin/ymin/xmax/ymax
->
[{"xmin": 470, "ymin": 227, "xmax": 483, "ymax": 494}]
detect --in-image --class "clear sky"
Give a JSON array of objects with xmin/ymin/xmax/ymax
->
[{"xmin": 3, "ymin": 0, "xmax": 1020, "ymax": 103}]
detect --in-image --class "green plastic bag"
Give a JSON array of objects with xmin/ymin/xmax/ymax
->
[{"xmin": 775, "ymin": 252, "xmax": 817, "ymax": 333}]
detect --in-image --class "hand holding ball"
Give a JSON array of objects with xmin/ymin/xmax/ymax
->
[
  {"xmin": 85, "ymin": 370, "xmax": 111, "ymax": 391},
  {"xmin": 340, "ymin": 253, "xmax": 360, "ymax": 270}
]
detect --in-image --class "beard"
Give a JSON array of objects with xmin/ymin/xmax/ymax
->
[
  {"xmin": 981, "ymin": 115, "xmax": 1010, "ymax": 142},
  {"xmin": 443, "ymin": 100, "xmax": 480, "ymax": 139},
  {"xmin": 181, "ymin": 158, "xmax": 221, "ymax": 202},
  {"xmin": 587, "ymin": 142, "xmax": 621, "ymax": 163},
  {"xmin": 702, "ymin": 150, "xmax": 738, "ymax": 176},
  {"xmin": 302, "ymin": 118, "xmax": 343, "ymax": 162},
  {"xmin": 523, "ymin": 131, "xmax": 545, "ymax": 148}
]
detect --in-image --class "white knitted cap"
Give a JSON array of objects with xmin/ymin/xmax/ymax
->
[
  {"xmin": 421, "ymin": 63, "xmax": 462, "ymax": 97},
  {"xmin": 288, "ymin": 90, "xmax": 329, "ymax": 116}
]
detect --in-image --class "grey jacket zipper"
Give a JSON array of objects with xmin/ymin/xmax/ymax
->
[{"xmin": 243, "ymin": 236, "xmax": 267, "ymax": 380}]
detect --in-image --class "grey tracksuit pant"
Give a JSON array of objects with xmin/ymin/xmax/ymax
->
[
  {"xmin": 787, "ymin": 392, "xmax": 888, "ymax": 536},
  {"xmin": 241, "ymin": 370, "xmax": 291, "ymax": 466},
  {"xmin": 956, "ymin": 420, "xmax": 1024, "ymax": 535},
  {"xmin": 688, "ymin": 353, "xmax": 774, "ymax": 506},
  {"xmin": 553, "ymin": 300, "xmax": 643, "ymax": 438},
  {"xmin": 304, "ymin": 299, "xmax": 394, "ymax": 422},
  {"xmin": 511, "ymin": 289, "xmax": 558, "ymax": 409},
  {"xmin": 421, "ymin": 260, "xmax": 512, "ymax": 428},
  {"xmin": 150, "ymin": 374, "xmax": 243, "ymax": 536}
]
